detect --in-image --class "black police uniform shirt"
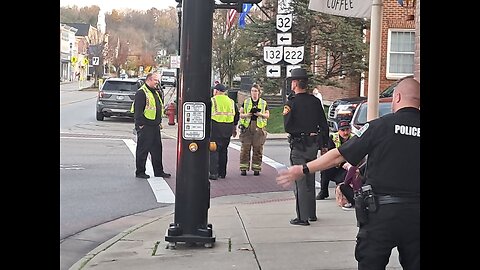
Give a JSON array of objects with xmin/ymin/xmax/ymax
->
[
  {"xmin": 338, "ymin": 107, "xmax": 420, "ymax": 196},
  {"xmin": 283, "ymin": 92, "xmax": 329, "ymax": 147}
]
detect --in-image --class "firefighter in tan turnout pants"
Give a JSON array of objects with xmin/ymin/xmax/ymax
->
[{"xmin": 238, "ymin": 84, "xmax": 269, "ymax": 176}]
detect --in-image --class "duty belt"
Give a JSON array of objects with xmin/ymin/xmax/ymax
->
[
  {"xmin": 289, "ymin": 132, "xmax": 318, "ymax": 138},
  {"xmin": 377, "ymin": 195, "xmax": 420, "ymax": 205}
]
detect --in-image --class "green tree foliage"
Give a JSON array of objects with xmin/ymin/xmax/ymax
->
[
  {"xmin": 210, "ymin": 0, "xmax": 367, "ymax": 93},
  {"xmin": 60, "ymin": 5, "xmax": 100, "ymax": 26}
]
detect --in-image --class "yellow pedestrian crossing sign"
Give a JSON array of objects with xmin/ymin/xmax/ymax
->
[
  {"xmin": 83, "ymin": 58, "xmax": 89, "ymax": 65},
  {"xmin": 71, "ymin": 56, "xmax": 77, "ymax": 64}
]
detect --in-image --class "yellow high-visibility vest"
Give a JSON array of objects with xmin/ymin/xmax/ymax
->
[
  {"xmin": 130, "ymin": 84, "xmax": 164, "ymax": 119},
  {"xmin": 211, "ymin": 95, "xmax": 235, "ymax": 123},
  {"xmin": 239, "ymin": 98, "xmax": 267, "ymax": 128}
]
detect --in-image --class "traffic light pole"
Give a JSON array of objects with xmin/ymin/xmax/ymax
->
[{"xmin": 165, "ymin": 0, "xmax": 216, "ymax": 248}]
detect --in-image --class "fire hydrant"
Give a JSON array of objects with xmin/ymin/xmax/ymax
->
[{"xmin": 166, "ymin": 103, "xmax": 176, "ymax": 125}]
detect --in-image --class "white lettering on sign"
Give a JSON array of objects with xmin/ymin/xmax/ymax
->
[
  {"xmin": 183, "ymin": 102, "xmax": 206, "ymax": 140},
  {"xmin": 264, "ymin": 46, "xmax": 283, "ymax": 64},
  {"xmin": 283, "ymin": 46, "xmax": 304, "ymax": 65},
  {"xmin": 394, "ymin": 125, "xmax": 420, "ymax": 137},
  {"xmin": 308, "ymin": 0, "xmax": 372, "ymax": 18}
]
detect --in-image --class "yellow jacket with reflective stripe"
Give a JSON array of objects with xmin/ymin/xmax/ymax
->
[
  {"xmin": 211, "ymin": 95, "xmax": 235, "ymax": 123},
  {"xmin": 130, "ymin": 84, "xmax": 164, "ymax": 119},
  {"xmin": 239, "ymin": 98, "xmax": 267, "ymax": 128}
]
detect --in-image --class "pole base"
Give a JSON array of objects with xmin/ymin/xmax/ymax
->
[{"xmin": 165, "ymin": 223, "xmax": 215, "ymax": 248}]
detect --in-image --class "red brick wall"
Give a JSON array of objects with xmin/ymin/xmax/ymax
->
[{"xmin": 364, "ymin": 0, "xmax": 417, "ymax": 96}]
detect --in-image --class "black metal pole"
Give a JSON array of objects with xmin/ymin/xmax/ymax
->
[
  {"xmin": 166, "ymin": 0, "xmax": 215, "ymax": 247},
  {"xmin": 176, "ymin": 2, "xmax": 182, "ymax": 121}
]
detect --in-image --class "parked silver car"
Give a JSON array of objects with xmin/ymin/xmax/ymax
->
[{"xmin": 96, "ymin": 78, "xmax": 144, "ymax": 121}]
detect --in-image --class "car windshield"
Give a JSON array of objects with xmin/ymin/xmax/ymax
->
[
  {"xmin": 356, "ymin": 102, "xmax": 392, "ymax": 124},
  {"xmin": 102, "ymin": 81, "xmax": 138, "ymax": 92}
]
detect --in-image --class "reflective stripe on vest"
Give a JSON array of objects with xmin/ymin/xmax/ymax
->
[
  {"xmin": 130, "ymin": 84, "xmax": 164, "ymax": 119},
  {"xmin": 211, "ymin": 95, "xmax": 235, "ymax": 123},
  {"xmin": 331, "ymin": 132, "xmax": 352, "ymax": 148},
  {"xmin": 239, "ymin": 98, "xmax": 267, "ymax": 128}
]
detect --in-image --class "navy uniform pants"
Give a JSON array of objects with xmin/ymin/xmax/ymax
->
[
  {"xmin": 135, "ymin": 125, "xmax": 165, "ymax": 176},
  {"xmin": 355, "ymin": 203, "xmax": 420, "ymax": 270}
]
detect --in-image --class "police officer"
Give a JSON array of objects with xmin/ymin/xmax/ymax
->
[
  {"xmin": 316, "ymin": 120, "xmax": 354, "ymax": 200},
  {"xmin": 283, "ymin": 68, "xmax": 329, "ymax": 226},
  {"xmin": 277, "ymin": 77, "xmax": 420, "ymax": 269},
  {"xmin": 209, "ymin": 83, "xmax": 240, "ymax": 180},
  {"xmin": 131, "ymin": 72, "xmax": 171, "ymax": 179}
]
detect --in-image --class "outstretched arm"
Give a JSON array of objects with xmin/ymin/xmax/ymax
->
[{"xmin": 276, "ymin": 148, "xmax": 345, "ymax": 187}]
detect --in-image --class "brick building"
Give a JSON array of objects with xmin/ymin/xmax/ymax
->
[{"xmin": 314, "ymin": 0, "xmax": 420, "ymax": 104}]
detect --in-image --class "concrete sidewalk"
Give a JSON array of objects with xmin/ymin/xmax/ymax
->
[{"xmin": 69, "ymin": 124, "xmax": 401, "ymax": 270}]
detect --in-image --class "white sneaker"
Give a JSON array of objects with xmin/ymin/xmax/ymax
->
[{"xmin": 342, "ymin": 203, "xmax": 354, "ymax": 211}]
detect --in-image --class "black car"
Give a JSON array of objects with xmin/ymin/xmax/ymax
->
[
  {"xmin": 326, "ymin": 96, "xmax": 367, "ymax": 132},
  {"xmin": 96, "ymin": 78, "xmax": 144, "ymax": 121}
]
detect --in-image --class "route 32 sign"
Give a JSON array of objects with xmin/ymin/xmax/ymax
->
[{"xmin": 276, "ymin": 13, "xmax": 292, "ymax": 33}]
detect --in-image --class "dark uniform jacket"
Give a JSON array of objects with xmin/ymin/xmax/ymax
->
[
  {"xmin": 283, "ymin": 93, "xmax": 329, "ymax": 147},
  {"xmin": 339, "ymin": 107, "xmax": 420, "ymax": 196}
]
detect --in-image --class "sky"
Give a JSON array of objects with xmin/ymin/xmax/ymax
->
[{"xmin": 60, "ymin": 0, "xmax": 178, "ymax": 12}]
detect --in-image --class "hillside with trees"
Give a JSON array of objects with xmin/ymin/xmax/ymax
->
[{"xmin": 61, "ymin": 0, "xmax": 367, "ymax": 93}]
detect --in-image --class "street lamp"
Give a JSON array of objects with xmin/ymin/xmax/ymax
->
[{"xmin": 176, "ymin": 1, "xmax": 182, "ymax": 119}]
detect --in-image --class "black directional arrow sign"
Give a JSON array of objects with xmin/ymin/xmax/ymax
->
[
  {"xmin": 277, "ymin": 33, "xmax": 292, "ymax": 46},
  {"xmin": 266, "ymin": 65, "xmax": 281, "ymax": 78}
]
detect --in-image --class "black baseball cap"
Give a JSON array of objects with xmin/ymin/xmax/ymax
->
[
  {"xmin": 213, "ymin": 83, "xmax": 227, "ymax": 92},
  {"xmin": 338, "ymin": 120, "xmax": 351, "ymax": 130}
]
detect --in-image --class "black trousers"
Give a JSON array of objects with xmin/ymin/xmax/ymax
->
[
  {"xmin": 209, "ymin": 137, "xmax": 231, "ymax": 177},
  {"xmin": 319, "ymin": 167, "xmax": 347, "ymax": 196},
  {"xmin": 135, "ymin": 125, "xmax": 165, "ymax": 176},
  {"xmin": 355, "ymin": 203, "xmax": 420, "ymax": 270},
  {"xmin": 339, "ymin": 183, "xmax": 355, "ymax": 205}
]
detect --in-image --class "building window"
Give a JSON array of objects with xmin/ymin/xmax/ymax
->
[{"xmin": 386, "ymin": 29, "xmax": 414, "ymax": 79}]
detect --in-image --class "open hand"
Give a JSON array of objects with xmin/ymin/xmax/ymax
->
[{"xmin": 276, "ymin": 165, "xmax": 303, "ymax": 188}]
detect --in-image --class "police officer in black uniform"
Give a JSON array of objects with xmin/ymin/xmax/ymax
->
[
  {"xmin": 283, "ymin": 68, "xmax": 329, "ymax": 226},
  {"xmin": 277, "ymin": 77, "xmax": 420, "ymax": 269}
]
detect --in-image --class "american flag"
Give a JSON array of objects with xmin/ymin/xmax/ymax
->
[{"xmin": 225, "ymin": 9, "xmax": 237, "ymax": 36}]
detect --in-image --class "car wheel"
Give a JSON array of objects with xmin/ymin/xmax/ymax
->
[{"xmin": 96, "ymin": 111, "xmax": 104, "ymax": 121}]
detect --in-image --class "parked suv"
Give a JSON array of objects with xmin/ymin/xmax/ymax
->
[
  {"xmin": 327, "ymin": 97, "xmax": 366, "ymax": 132},
  {"xmin": 326, "ymin": 76, "xmax": 413, "ymax": 132},
  {"xmin": 160, "ymin": 69, "xmax": 176, "ymax": 87},
  {"xmin": 96, "ymin": 78, "xmax": 143, "ymax": 121},
  {"xmin": 350, "ymin": 97, "xmax": 393, "ymax": 136}
]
